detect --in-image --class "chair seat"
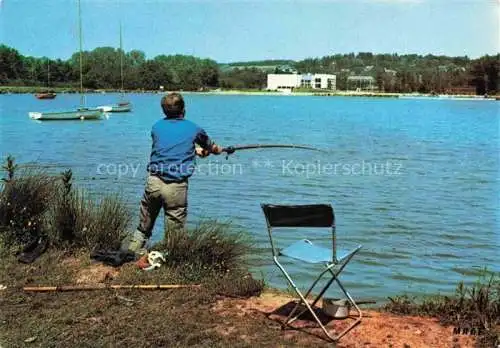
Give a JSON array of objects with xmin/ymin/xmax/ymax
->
[
  {"xmin": 280, "ymin": 239, "xmax": 333, "ymax": 263},
  {"xmin": 280, "ymin": 239, "xmax": 357, "ymax": 264}
]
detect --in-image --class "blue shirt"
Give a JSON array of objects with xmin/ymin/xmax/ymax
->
[{"xmin": 147, "ymin": 118, "xmax": 213, "ymax": 182}]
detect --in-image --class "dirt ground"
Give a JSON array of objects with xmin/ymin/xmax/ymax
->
[
  {"xmin": 222, "ymin": 292, "xmax": 477, "ymax": 348},
  {"xmin": 71, "ymin": 265, "xmax": 474, "ymax": 348},
  {"xmin": 0, "ymin": 259, "xmax": 478, "ymax": 347},
  {"xmin": 75, "ymin": 263, "xmax": 476, "ymax": 347}
]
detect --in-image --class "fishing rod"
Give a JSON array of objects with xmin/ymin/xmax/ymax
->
[{"xmin": 221, "ymin": 144, "xmax": 325, "ymax": 156}]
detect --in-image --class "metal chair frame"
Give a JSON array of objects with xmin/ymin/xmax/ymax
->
[{"xmin": 262, "ymin": 203, "xmax": 363, "ymax": 342}]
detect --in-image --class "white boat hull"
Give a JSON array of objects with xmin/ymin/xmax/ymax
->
[
  {"xmin": 97, "ymin": 103, "xmax": 132, "ymax": 113},
  {"xmin": 28, "ymin": 108, "xmax": 104, "ymax": 121},
  {"xmin": 97, "ymin": 106, "xmax": 113, "ymax": 112}
]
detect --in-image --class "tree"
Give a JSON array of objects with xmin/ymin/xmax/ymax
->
[
  {"xmin": 219, "ymin": 67, "xmax": 266, "ymax": 89},
  {"xmin": 0, "ymin": 45, "xmax": 24, "ymax": 82},
  {"xmin": 139, "ymin": 60, "xmax": 171, "ymax": 90},
  {"xmin": 469, "ymin": 55, "xmax": 499, "ymax": 95}
]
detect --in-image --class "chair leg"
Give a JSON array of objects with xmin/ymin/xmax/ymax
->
[
  {"xmin": 275, "ymin": 271, "xmax": 343, "ymax": 342},
  {"xmin": 327, "ymin": 274, "xmax": 363, "ymax": 340},
  {"xmin": 285, "ymin": 265, "xmax": 336, "ymax": 326},
  {"xmin": 284, "ymin": 266, "xmax": 333, "ymax": 326},
  {"xmin": 274, "ymin": 259, "xmax": 337, "ymax": 341},
  {"xmin": 288, "ymin": 248, "xmax": 359, "ymax": 326},
  {"xmin": 286, "ymin": 285, "xmax": 338, "ymax": 340},
  {"xmin": 281, "ymin": 249, "xmax": 363, "ymax": 342}
]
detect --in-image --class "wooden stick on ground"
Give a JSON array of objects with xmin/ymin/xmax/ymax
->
[{"xmin": 23, "ymin": 284, "xmax": 201, "ymax": 292}]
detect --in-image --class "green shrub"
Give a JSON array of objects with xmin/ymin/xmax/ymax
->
[
  {"xmin": 0, "ymin": 161, "xmax": 131, "ymax": 252},
  {"xmin": 2, "ymin": 155, "xmax": 17, "ymax": 183},
  {"xmin": 83, "ymin": 192, "xmax": 131, "ymax": 250},
  {"xmin": 48, "ymin": 170, "xmax": 77, "ymax": 245},
  {"xmin": 0, "ymin": 157, "xmax": 57, "ymax": 245},
  {"xmin": 153, "ymin": 221, "xmax": 251, "ymax": 276},
  {"xmin": 147, "ymin": 220, "xmax": 263, "ymax": 296},
  {"xmin": 47, "ymin": 184, "xmax": 131, "ymax": 251}
]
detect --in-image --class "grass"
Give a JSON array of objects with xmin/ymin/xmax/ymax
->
[
  {"xmin": 0, "ymin": 277, "xmax": 275, "ymax": 347},
  {"xmin": 47, "ymin": 179, "xmax": 131, "ymax": 251},
  {"xmin": 0, "ymin": 159, "xmax": 57, "ymax": 246},
  {"xmin": 0, "ymin": 159, "xmax": 131, "ymax": 252},
  {"xmin": 138, "ymin": 220, "xmax": 266, "ymax": 298},
  {"xmin": 47, "ymin": 188, "xmax": 131, "ymax": 251},
  {"xmin": 0, "ymin": 221, "xmax": 268, "ymax": 347},
  {"xmin": 157, "ymin": 221, "xmax": 250, "ymax": 273},
  {"xmin": 384, "ymin": 271, "xmax": 500, "ymax": 348}
]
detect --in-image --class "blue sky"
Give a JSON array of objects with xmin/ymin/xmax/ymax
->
[{"xmin": 1, "ymin": 0, "xmax": 498, "ymax": 62}]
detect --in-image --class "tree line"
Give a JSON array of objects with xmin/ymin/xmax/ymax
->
[
  {"xmin": 0, "ymin": 44, "xmax": 498, "ymax": 94},
  {"xmin": 0, "ymin": 45, "xmax": 220, "ymax": 91},
  {"xmin": 291, "ymin": 52, "xmax": 498, "ymax": 94}
]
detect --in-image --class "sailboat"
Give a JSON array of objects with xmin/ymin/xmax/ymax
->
[
  {"xmin": 29, "ymin": 0, "xmax": 103, "ymax": 121},
  {"xmin": 98, "ymin": 18, "xmax": 132, "ymax": 113},
  {"xmin": 35, "ymin": 60, "xmax": 57, "ymax": 100}
]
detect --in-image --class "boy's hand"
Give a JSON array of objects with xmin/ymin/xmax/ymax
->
[
  {"xmin": 210, "ymin": 144, "xmax": 223, "ymax": 155},
  {"xmin": 195, "ymin": 147, "xmax": 210, "ymax": 158}
]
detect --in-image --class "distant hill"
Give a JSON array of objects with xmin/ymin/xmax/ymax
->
[
  {"xmin": 224, "ymin": 59, "xmax": 295, "ymax": 67},
  {"xmin": 219, "ymin": 59, "xmax": 296, "ymax": 73}
]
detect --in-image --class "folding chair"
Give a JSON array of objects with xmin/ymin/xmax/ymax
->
[{"xmin": 261, "ymin": 203, "xmax": 362, "ymax": 342}]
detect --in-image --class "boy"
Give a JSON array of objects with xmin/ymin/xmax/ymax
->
[{"xmin": 123, "ymin": 92, "xmax": 224, "ymax": 253}]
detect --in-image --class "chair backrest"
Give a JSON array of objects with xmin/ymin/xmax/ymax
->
[
  {"xmin": 262, "ymin": 203, "xmax": 337, "ymax": 259},
  {"xmin": 261, "ymin": 204, "xmax": 335, "ymax": 228}
]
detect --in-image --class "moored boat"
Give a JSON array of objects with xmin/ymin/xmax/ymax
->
[
  {"xmin": 29, "ymin": 108, "xmax": 103, "ymax": 121},
  {"xmin": 103, "ymin": 14, "xmax": 133, "ymax": 113},
  {"xmin": 34, "ymin": 59, "xmax": 57, "ymax": 100},
  {"xmin": 35, "ymin": 92, "xmax": 57, "ymax": 100},
  {"xmin": 98, "ymin": 101, "xmax": 132, "ymax": 113}
]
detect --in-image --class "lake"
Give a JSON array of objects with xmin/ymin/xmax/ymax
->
[{"xmin": 1, "ymin": 93, "xmax": 498, "ymax": 300}]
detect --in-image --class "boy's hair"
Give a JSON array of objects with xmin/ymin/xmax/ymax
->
[{"xmin": 161, "ymin": 93, "xmax": 185, "ymax": 118}]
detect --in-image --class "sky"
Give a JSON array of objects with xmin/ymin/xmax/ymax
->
[{"xmin": 0, "ymin": 0, "xmax": 498, "ymax": 63}]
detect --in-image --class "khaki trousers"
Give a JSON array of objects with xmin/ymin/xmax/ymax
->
[{"xmin": 137, "ymin": 174, "xmax": 188, "ymax": 239}]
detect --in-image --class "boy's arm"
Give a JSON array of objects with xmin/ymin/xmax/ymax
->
[{"xmin": 195, "ymin": 128, "xmax": 223, "ymax": 156}]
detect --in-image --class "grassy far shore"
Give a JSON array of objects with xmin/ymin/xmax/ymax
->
[
  {"xmin": 1, "ymin": 85, "xmax": 499, "ymax": 99},
  {"xmin": 0, "ymin": 159, "xmax": 499, "ymax": 347}
]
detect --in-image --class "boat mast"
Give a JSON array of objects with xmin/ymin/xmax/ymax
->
[
  {"xmin": 78, "ymin": 0, "xmax": 84, "ymax": 107},
  {"xmin": 47, "ymin": 59, "xmax": 50, "ymax": 89},
  {"xmin": 119, "ymin": 18, "xmax": 124, "ymax": 98}
]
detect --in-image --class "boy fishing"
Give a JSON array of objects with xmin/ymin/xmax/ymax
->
[{"xmin": 122, "ymin": 92, "xmax": 225, "ymax": 254}]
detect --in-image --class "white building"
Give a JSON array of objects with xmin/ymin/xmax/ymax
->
[
  {"xmin": 267, "ymin": 73, "xmax": 336, "ymax": 91},
  {"xmin": 300, "ymin": 73, "xmax": 336, "ymax": 90},
  {"xmin": 266, "ymin": 74, "xmax": 301, "ymax": 91}
]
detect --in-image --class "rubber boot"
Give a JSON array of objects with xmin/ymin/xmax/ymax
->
[{"xmin": 120, "ymin": 230, "xmax": 148, "ymax": 256}]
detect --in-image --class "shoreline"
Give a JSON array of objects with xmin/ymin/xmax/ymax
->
[{"xmin": 1, "ymin": 85, "xmax": 498, "ymax": 100}]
